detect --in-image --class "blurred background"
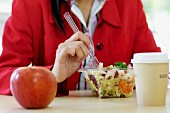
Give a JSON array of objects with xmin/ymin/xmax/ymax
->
[
  {"xmin": 0, "ymin": 0, "xmax": 170, "ymax": 56},
  {"xmin": 142, "ymin": 0, "xmax": 170, "ymax": 58},
  {"xmin": 0, "ymin": 0, "xmax": 12, "ymax": 54}
]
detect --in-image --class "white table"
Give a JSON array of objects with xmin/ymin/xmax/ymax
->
[{"xmin": 0, "ymin": 89, "xmax": 170, "ymax": 113}]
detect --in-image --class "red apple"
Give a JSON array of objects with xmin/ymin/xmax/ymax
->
[{"xmin": 10, "ymin": 66, "xmax": 57, "ymax": 109}]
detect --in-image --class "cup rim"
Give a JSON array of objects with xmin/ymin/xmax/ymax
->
[
  {"xmin": 131, "ymin": 52, "xmax": 170, "ymax": 63},
  {"xmin": 131, "ymin": 59, "xmax": 170, "ymax": 63}
]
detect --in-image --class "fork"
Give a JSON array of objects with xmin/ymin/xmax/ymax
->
[{"xmin": 64, "ymin": 12, "xmax": 100, "ymax": 69}]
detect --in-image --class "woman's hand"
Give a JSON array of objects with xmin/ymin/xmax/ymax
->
[{"xmin": 52, "ymin": 32, "xmax": 91, "ymax": 83}]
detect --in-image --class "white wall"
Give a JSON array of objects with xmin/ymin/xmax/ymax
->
[
  {"xmin": 0, "ymin": 13, "xmax": 10, "ymax": 36},
  {"xmin": 0, "ymin": 0, "xmax": 12, "ymax": 54},
  {"xmin": 0, "ymin": 12, "xmax": 10, "ymax": 54}
]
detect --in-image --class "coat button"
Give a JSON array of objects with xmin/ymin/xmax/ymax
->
[{"xmin": 96, "ymin": 43, "xmax": 104, "ymax": 50}]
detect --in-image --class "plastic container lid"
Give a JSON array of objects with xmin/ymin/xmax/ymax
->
[{"xmin": 131, "ymin": 52, "xmax": 170, "ymax": 63}]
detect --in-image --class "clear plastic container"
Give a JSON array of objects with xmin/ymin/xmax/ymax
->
[{"xmin": 79, "ymin": 64, "xmax": 135, "ymax": 98}]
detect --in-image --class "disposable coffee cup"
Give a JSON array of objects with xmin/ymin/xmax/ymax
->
[{"xmin": 131, "ymin": 52, "xmax": 170, "ymax": 106}]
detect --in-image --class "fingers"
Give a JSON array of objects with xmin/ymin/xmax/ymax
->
[
  {"xmin": 57, "ymin": 41, "xmax": 89, "ymax": 63},
  {"xmin": 56, "ymin": 46, "xmax": 75, "ymax": 63},
  {"xmin": 65, "ymin": 31, "xmax": 92, "ymax": 49},
  {"xmin": 74, "ymin": 41, "xmax": 89, "ymax": 60},
  {"xmin": 56, "ymin": 31, "xmax": 92, "ymax": 63}
]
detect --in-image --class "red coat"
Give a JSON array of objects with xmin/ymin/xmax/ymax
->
[{"xmin": 0, "ymin": 0, "xmax": 160, "ymax": 95}]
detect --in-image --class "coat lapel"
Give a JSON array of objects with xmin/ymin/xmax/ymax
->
[{"xmin": 99, "ymin": 0, "xmax": 122, "ymax": 27}]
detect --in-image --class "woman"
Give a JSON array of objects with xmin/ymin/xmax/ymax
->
[{"xmin": 0, "ymin": 0, "xmax": 160, "ymax": 95}]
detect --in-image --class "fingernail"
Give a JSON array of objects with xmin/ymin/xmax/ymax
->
[
  {"xmin": 85, "ymin": 32, "xmax": 90, "ymax": 37},
  {"xmin": 90, "ymin": 44, "xmax": 93, "ymax": 49}
]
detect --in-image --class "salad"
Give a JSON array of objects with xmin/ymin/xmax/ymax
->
[{"xmin": 79, "ymin": 62, "xmax": 134, "ymax": 98}]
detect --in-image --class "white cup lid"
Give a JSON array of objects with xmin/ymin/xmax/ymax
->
[{"xmin": 131, "ymin": 52, "xmax": 170, "ymax": 63}]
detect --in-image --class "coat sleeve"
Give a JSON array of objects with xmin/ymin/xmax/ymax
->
[
  {"xmin": 133, "ymin": 0, "xmax": 161, "ymax": 53},
  {"xmin": 0, "ymin": 0, "xmax": 64, "ymax": 95}
]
